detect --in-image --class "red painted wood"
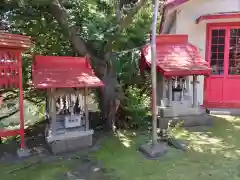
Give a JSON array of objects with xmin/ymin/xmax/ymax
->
[
  {"xmin": 0, "ymin": 32, "xmax": 31, "ymax": 149},
  {"xmin": 196, "ymin": 12, "xmax": 240, "ymax": 24},
  {"xmin": 17, "ymin": 54, "xmax": 25, "ymax": 149},
  {"xmin": 0, "ymin": 129, "xmax": 22, "ymax": 138},
  {"xmin": 204, "ymin": 22, "xmax": 240, "ymax": 108},
  {"xmin": 32, "ymin": 55, "xmax": 104, "ymax": 88},
  {"xmin": 141, "ymin": 35, "xmax": 211, "ymax": 77}
]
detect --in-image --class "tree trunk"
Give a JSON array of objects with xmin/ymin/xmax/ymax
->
[{"xmin": 49, "ymin": 0, "xmax": 145, "ymax": 131}]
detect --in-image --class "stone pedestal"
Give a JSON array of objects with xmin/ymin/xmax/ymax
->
[
  {"xmin": 157, "ymin": 101, "xmax": 211, "ymax": 128},
  {"xmin": 139, "ymin": 142, "xmax": 168, "ymax": 159},
  {"xmin": 45, "ymin": 115, "xmax": 93, "ymax": 154},
  {"xmin": 46, "ymin": 129, "xmax": 93, "ymax": 154}
]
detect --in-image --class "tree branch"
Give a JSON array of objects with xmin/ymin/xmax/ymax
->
[
  {"xmin": 104, "ymin": 0, "xmax": 147, "ymax": 53},
  {"xmin": 48, "ymin": 0, "xmax": 106, "ymax": 77}
]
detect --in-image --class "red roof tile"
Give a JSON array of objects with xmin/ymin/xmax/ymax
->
[
  {"xmin": 141, "ymin": 35, "xmax": 211, "ymax": 76},
  {"xmin": 32, "ymin": 56, "xmax": 104, "ymax": 88},
  {"xmin": 0, "ymin": 32, "xmax": 32, "ymax": 49}
]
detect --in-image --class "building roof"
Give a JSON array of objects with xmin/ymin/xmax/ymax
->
[
  {"xmin": 166, "ymin": 0, "xmax": 191, "ymax": 9},
  {"xmin": 140, "ymin": 35, "xmax": 211, "ymax": 77},
  {"xmin": 196, "ymin": 11, "xmax": 240, "ymax": 24},
  {"xmin": 32, "ymin": 56, "xmax": 104, "ymax": 88},
  {"xmin": 0, "ymin": 32, "xmax": 32, "ymax": 49}
]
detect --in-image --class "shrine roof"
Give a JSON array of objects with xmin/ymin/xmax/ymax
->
[
  {"xmin": 32, "ymin": 56, "xmax": 104, "ymax": 88},
  {"xmin": 140, "ymin": 34, "xmax": 211, "ymax": 77},
  {"xmin": 0, "ymin": 32, "xmax": 32, "ymax": 49}
]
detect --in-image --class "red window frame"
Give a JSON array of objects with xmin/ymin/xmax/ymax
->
[{"xmin": 206, "ymin": 22, "xmax": 240, "ymax": 76}]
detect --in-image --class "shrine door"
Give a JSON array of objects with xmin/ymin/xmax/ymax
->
[{"xmin": 204, "ymin": 23, "xmax": 240, "ymax": 108}]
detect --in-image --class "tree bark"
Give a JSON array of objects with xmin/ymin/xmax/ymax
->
[{"xmin": 49, "ymin": 0, "xmax": 145, "ymax": 131}]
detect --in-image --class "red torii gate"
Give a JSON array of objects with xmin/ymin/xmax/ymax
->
[{"xmin": 0, "ymin": 32, "xmax": 31, "ymax": 149}]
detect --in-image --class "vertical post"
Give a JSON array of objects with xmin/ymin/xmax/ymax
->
[
  {"xmin": 192, "ymin": 75, "xmax": 198, "ymax": 108},
  {"xmin": 18, "ymin": 52, "xmax": 25, "ymax": 149},
  {"xmin": 84, "ymin": 88, "xmax": 89, "ymax": 131},
  {"xmin": 51, "ymin": 88, "xmax": 57, "ymax": 134},
  {"xmin": 151, "ymin": 0, "xmax": 160, "ymax": 146},
  {"xmin": 180, "ymin": 78, "xmax": 184, "ymax": 102},
  {"xmin": 167, "ymin": 78, "xmax": 172, "ymax": 107},
  {"xmin": 157, "ymin": 73, "xmax": 165, "ymax": 107}
]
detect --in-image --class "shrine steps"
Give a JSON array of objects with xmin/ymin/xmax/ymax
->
[{"xmin": 206, "ymin": 108, "xmax": 240, "ymax": 116}]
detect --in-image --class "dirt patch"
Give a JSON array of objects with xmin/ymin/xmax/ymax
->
[{"xmin": 59, "ymin": 156, "xmax": 118, "ymax": 180}]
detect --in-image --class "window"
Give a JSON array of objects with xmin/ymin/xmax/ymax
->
[
  {"xmin": 209, "ymin": 27, "xmax": 240, "ymax": 75},
  {"xmin": 210, "ymin": 29, "xmax": 225, "ymax": 75},
  {"xmin": 228, "ymin": 29, "xmax": 240, "ymax": 75}
]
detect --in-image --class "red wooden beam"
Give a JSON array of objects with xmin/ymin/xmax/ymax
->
[
  {"xmin": 196, "ymin": 12, "xmax": 240, "ymax": 24},
  {"xmin": 0, "ymin": 129, "xmax": 22, "ymax": 137}
]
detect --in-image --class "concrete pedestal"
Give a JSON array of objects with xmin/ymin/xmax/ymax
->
[
  {"xmin": 46, "ymin": 129, "xmax": 93, "ymax": 154},
  {"xmin": 45, "ymin": 116, "xmax": 94, "ymax": 154},
  {"xmin": 139, "ymin": 141, "xmax": 168, "ymax": 159},
  {"xmin": 157, "ymin": 101, "xmax": 212, "ymax": 128},
  {"xmin": 17, "ymin": 148, "xmax": 31, "ymax": 158}
]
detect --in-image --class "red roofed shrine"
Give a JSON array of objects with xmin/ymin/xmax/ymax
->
[
  {"xmin": 140, "ymin": 34, "xmax": 210, "ymax": 120},
  {"xmin": 32, "ymin": 55, "xmax": 104, "ymax": 154}
]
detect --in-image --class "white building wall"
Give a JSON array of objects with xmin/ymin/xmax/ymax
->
[{"xmin": 174, "ymin": 0, "xmax": 240, "ymax": 105}]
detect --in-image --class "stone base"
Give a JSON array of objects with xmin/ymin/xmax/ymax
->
[
  {"xmin": 158, "ymin": 114, "xmax": 212, "ymax": 128},
  {"xmin": 139, "ymin": 142, "xmax": 168, "ymax": 159},
  {"xmin": 46, "ymin": 129, "xmax": 94, "ymax": 154},
  {"xmin": 159, "ymin": 106, "xmax": 205, "ymax": 118},
  {"xmin": 206, "ymin": 108, "xmax": 240, "ymax": 116},
  {"xmin": 17, "ymin": 148, "xmax": 31, "ymax": 158}
]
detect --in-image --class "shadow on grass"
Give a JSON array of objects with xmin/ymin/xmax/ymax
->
[
  {"xmin": 0, "ymin": 119, "xmax": 48, "ymax": 158},
  {"xmin": 2, "ymin": 115, "xmax": 240, "ymax": 180},
  {"xmin": 92, "ymin": 115, "xmax": 240, "ymax": 180}
]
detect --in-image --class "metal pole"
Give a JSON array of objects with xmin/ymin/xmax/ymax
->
[{"xmin": 151, "ymin": 0, "xmax": 160, "ymax": 146}]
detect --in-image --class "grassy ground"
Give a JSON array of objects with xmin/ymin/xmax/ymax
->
[
  {"xmin": 93, "ymin": 115, "xmax": 240, "ymax": 180},
  {"xmin": 1, "ymin": 115, "xmax": 240, "ymax": 180}
]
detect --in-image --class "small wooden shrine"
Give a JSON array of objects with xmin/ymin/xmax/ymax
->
[
  {"xmin": 32, "ymin": 55, "xmax": 104, "ymax": 154},
  {"xmin": 0, "ymin": 32, "xmax": 31, "ymax": 152},
  {"xmin": 140, "ymin": 35, "xmax": 211, "ymax": 126}
]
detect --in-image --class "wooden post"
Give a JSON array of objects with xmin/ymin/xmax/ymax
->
[
  {"xmin": 150, "ymin": 0, "xmax": 160, "ymax": 146},
  {"xmin": 180, "ymin": 78, "xmax": 184, "ymax": 102},
  {"xmin": 192, "ymin": 75, "xmax": 198, "ymax": 108},
  {"xmin": 157, "ymin": 73, "xmax": 163, "ymax": 107},
  {"xmin": 51, "ymin": 88, "xmax": 57, "ymax": 134},
  {"xmin": 84, "ymin": 88, "xmax": 89, "ymax": 131},
  {"xmin": 167, "ymin": 78, "xmax": 172, "ymax": 107}
]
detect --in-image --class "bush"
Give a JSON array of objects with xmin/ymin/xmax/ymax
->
[{"xmin": 121, "ymin": 86, "xmax": 150, "ymax": 128}]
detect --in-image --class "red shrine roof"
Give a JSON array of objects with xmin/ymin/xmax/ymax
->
[
  {"xmin": 140, "ymin": 35, "xmax": 211, "ymax": 76},
  {"xmin": 32, "ymin": 56, "xmax": 104, "ymax": 88},
  {"xmin": 0, "ymin": 32, "xmax": 32, "ymax": 49}
]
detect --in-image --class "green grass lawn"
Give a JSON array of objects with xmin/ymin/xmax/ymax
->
[
  {"xmin": 1, "ymin": 115, "xmax": 240, "ymax": 180},
  {"xmin": 93, "ymin": 115, "xmax": 240, "ymax": 180}
]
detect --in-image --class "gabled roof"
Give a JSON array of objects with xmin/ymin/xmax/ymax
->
[
  {"xmin": 140, "ymin": 35, "xmax": 211, "ymax": 76},
  {"xmin": 0, "ymin": 32, "xmax": 31, "ymax": 49},
  {"xmin": 32, "ymin": 56, "xmax": 104, "ymax": 88}
]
